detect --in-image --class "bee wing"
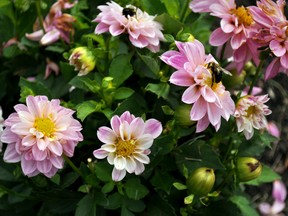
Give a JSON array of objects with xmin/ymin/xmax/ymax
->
[{"xmin": 221, "ymin": 67, "xmax": 232, "ymax": 76}]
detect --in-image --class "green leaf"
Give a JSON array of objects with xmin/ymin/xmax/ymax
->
[
  {"xmin": 138, "ymin": 54, "xmax": 160, "ymax": 76},
  {"xmin": 94, "ymin": 161, "xmax": 112, "ymax": 182},
  {"xmin": 151, "ymin": 171, "xmax": 175, "ymax": 193},
  {"xmin": 145, "ymin": 83, "xmax": 170, "ymax": 99},
  {"xmin": 126, "ymin": 199, "xmax": 145, "ymax": 213},
  {"xmin": 60, "ymin": 172, "xmax": 79, "ymax": 189},
  {"xmin": 230, "ymin": 195, "xmax": 259, "ymax": 216},
  {"xmin": 173, "ymin": 182, "xmax": 187, "ymax": 190},
  {"xmin": 155, "ymin": 13, "xmax": 183, "ymax": 34},
  {"xmin": 50, "ymin": 174, "xmax": 60, "ymax": 185},
  {"xmin": 75, "ymin": 193, "xmax": 96, "ymax": 216},
  {"xmin": 175, "ymin": 139, "xmax": 225, "ymax": 176},
  {"xmin": 244, "ymin": 165, "xmax": 281, "ymax": 186},
  {"xmin": 125, "ymin": 178, "xmax": 149, "ymax": 200},
  {"xmin": 45, "ymin": 45, "xmax": 66, "ymax": 53},
  {"xmin": 76, "ymin": 100, "xmax": 102, "ymax": 121},
  {"xmin": 0, "ymin": 0, "xmax": 11, "ymax": 8},
  {"xmin": 160, "ymin": 0, "xmax": 179, "ymax": 19},
  {"xmin": 109, "ymin": 54, "xmax": 133, "ymax": 87},
  {"xmin": 69, "ymin": 76, "xmax": 101, "ymax": 93},
  {"xmin": 102, "ymin": 181, "xmax": 115, "ymax": 194},
  {"xmin": 8, "ymin": 183, "xmax": 32, "ymax": 203},
  {"xmin": 13, "ymin": 0, "xmax": 32, "ymax": 12},
  {"xmin": 114, "ymin": 87, "xmax": 134, "ymax": 100},
  {"xmin": 19, "ymin": 77, "xmax": 52, "ymax": 102},
  {"xmin": 141, "ymin": 0, "xmax": 166, "ymax": 15}
]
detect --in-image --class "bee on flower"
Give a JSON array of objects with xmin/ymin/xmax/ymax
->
[
  {"xmin": 0, "ymin": 95, "xmax": 83, "ymax": 178},
  {"xmin": 160, "ymin": 39, "xmax": 235, "ymax": 132},
  {"xmin": 93, "ymin": 1, "xmax": 164, "ymax": 52},
  {"xmin": 93, "ymin": 111, "xmax": 162, "ymax": 181}
]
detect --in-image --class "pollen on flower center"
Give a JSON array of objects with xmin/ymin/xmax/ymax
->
[
  {"xmin": 232, "ymin": 6, "xmax": 253, "ymax": 26},
  {"xmin": 34, "ymin": 117, "xmax": 55, "ymax": 137},
  {"xmin": 245, "ymin": 105, "xmax": 256, "ymax": 117},
  {"xmin": 115, "ymin": 139, "xmax": 136, "ymax": 157}
]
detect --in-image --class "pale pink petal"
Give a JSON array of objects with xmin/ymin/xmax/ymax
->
[
  {"xmin": 210, "ymin": 28, "xmax": 231, "ymax": 46},
  {"xmin": 160, "ymin": 51, "xmax": 187, "ymax": 70},
  {"xmin": 119, "ymin": 121, "xmax": 131, "ymax": 141},
  {"xmin": 207, "ymin": 103, "xmax": 221, "ymax": 126},
  {"xmin": 26, "ymin": 96, "xmax": 41, "ymax": 117},
  {"xmin": 184, "ymin": 40, "xmax": 205, "ymax": 67},
  {"xmin": 169, "ymin": 70, "xmax": 194, "ymax": 86},
  {"xmin": 273, "ymin": 180, "xmax": 287, "ymax": 202},
  {"xmin": 101, "ymin": 143, "xmax": 116, "ymax": 152},
  {"xmin": 21, "ymin": 159, "xmax": 37, "ymax": 176},
  {"xmin": 196, "ymin": 115, "xmax": 210, "ymax": 133},
  {"xmin": 107, "ymin": 152, "xmax": 116, "ymax": 165},
  {"xmin": 189, "ymin": 0, "xmax": 218, "ymax": 12},
  {"xmin": 97, "ymin": 126, "xmax": 117, "ymax": 144},
  {"xmin": 111, "ymin": 115, "xmax": 121, "ymax": 136},
  {"xmin": 37, "ymin": 139, "xmax": 49, "ymax": 151},
  {"xmin": 126, "ymin": 156, "xmax": 137, "ymax": 173},
  {"xmin": 220, "ymin": 19, "xmax": 235, "ymax": 33},
  {"xmin": 25, "ymin": 30, "xmax": 44, "ymax": 41},
  {"xmin": 17, "ymin": 111, "xmax": 34, "ymax": 123},
  {"xmin": 95, "ymin": 22, "xmax": 109, "ymax": 34},
  {"xmin": 22, "ymin": 135, "xmax": 36, "ymax": 147},
  {"xmin": 47, "ymin": 141, "xmax": 63, "ymax": 156},
  {"xmin": 62, "ymin": 141, "xmax": 76, "ymax": 157},
  {"xmin": 201, "ymin": 86, "xmax": 216, "ymax": 103},
  {"xmin": 231, "ymin": 33, "xmax": 246, "ymax": 50},
  {"xmin": 133, "ymin": 153, "xmax": 149, "ymax": 164},
  {"xmin": 182, "ymin": 85, "xmax": 201, "ymax": 104},
  {"xmin": 258, "ymin": 202, "xmax": 271, "ymax": 215},
  {"xmin": 109, "ymin": 24, "xmax": 125, "ymax": 36},
  {"xmin": 32, "ymin": 145, "xmax": 48, "ymax": 161},
  {"xmin": 270, "ymin": 40, "xmax": 286, "ymax": 57},
  {"xmin": 271, "ymin": 201, "xmax": 285, "ymax": 214},
  {"xmin": 112, "ymin": 168, "xmax": 126, "ymax": 181},
  {"xmin": 265, "ymin": 58, "xmax": 281, "ymax": 80},
  {"xmin": 280, "ymin": 54, "xmax": 288, "ymax": 69},
  {"xmin": 190, "ymin": 97, "xmax": 207, "ymax": 121},
  {"xmin": 37, "ymin": 160, "xmax": 52, "ymax": 173},
  {"xmin": 11, "ymin": 123, "xmax": 30, "ymax": 135},
  {"xmin": 44, "ymin": 167, "xmax": 58, "ymax": 178},
  {"xmin": 1, "ymin": 129, "xmax": 19, "ymax": 143},
  {"xmin": 3, "ymin": 144, "xmax": 21, "ymax": 162},
  {"xmin": 143, "ymin": 119, "xmax": 162, "ymax": 138},
  {"xmin": 120, "ymin": 111, "xmax": 135, "ymax": 123},
  {"xmin": 40, "ymin": 29, "xmax": 61, "ymax": 46},
  {"xmin": 93, "ymin": 149, "xmax": 109, "ymax": 159},
  {"xmin": 50, "ymin": 156, "xmax": 64, "ymax": 169},
  {"xmin": 136, "ymin": 134, "xmax": 153, "ymax": 149},
  {"xmin": 134, "ymin": 160, "xmax": 145, "ymax": 175},
  {"xmin": 114, "ymin": 156, "xmax": 127, "ymax": 170},
  {"xmin": 130, "ymin": 118, "xmax": 145, "ymax": 139}
]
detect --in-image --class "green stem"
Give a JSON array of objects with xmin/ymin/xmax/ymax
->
[
  {"xmin": 35, "ymin": 0, "xmax": 45, "ymax": 32},
  {"xmin": 179, "ymin": 0, "xmax": 190, "ymax": 23},
  {"xmin": 63, "ymin": 155, "xmax": 83, "ymax": 177},
  {"xmin": 248, "ymin": 60, "xmax": 264, "ymax": 95}
]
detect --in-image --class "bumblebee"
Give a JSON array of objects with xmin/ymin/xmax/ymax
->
[
  {"xmin": 122, "ymin": 7, "xmax": 136, "ymax": 18},
  {"xmin": 206, "ymin": 62, "xmax": 232, "ymax": 87}
]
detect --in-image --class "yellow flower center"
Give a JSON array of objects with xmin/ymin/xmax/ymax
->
[
  {"xmin": 115, "ymin": 139, "xmax": 136, "ymax": 157},
  {"xmin": 232, "ymin": 6, "xmax": 253, "ymax": 26},
  {"xmin": 245, "ymin": 105, "xmax": 256, "ymax": 117},
  {"xmin": 34, "ymin": 117, "xmax": 55, "ymax": 138}
]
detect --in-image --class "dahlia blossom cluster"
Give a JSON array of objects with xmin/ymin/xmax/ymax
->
[
  {"xmin": 160, "ymin": 39, "xmax": 235, "ymax": 132},
  {"xmin": 190, "ymin": 0, "xmax": 260, "ymax": 73},
  {"xmin": 93, "ymin": 111, "xmax": 162, "ymax": 181},
  {"xmin": 26, "ymin": 0, "xmax": 76, "ymax": 45},
  {"xmin": 234, "ymin": 94, "xmax": 272, "ymax": 140},
  {"xmin": 0, "ymin": 95, "xmax": 83, "ymax": 177},
  {"xmin": 93, "ymin": 1, "xmax": 164, "ymax": 52},
  {"xmin": 190, "ymin": 0, "xmax": 288, "ymax": 79}
]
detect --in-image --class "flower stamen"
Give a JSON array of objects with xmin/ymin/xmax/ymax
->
[
  {"xmin": 34, "ymin": 117, "xmax": 55, "ymax": 138},
  {"xmin": 232, "ymin": 6, "xmax": 253, "ymax": 26},
  {"xmin": 115, "ymin": 139, "xmax": 136, "ymax": 157}
]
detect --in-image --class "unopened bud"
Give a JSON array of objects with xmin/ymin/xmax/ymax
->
[
  {"xmin": 236, "ymin": 157, "xmax": 262, "ymax": 182},
  {"xmin": 69, "ymin": 47, "xmax": 96, "ymax": 76},
  {"xmin": 186, "ymin": 167, "xmax": 215, "ymax": 197}
]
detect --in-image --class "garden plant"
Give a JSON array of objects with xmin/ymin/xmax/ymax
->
[{"xmin": 0, "ymin": 0, "xmax": 287, "ymax": 215}]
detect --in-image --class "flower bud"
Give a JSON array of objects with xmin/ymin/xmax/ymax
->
[
  {"xmin": 174, "ymin": 104, "xmax": 194, "ymax": 127},
  {"xmin": 186, "ymin": 167, "xmax": 215, "ymax": 197},
  {"xmin": 236, "ymin": 157, "xmax": 262, "ymax": 182},
  {"xmin": 69, "ymin": 47, "xmax": 96, "ymax": 76}
]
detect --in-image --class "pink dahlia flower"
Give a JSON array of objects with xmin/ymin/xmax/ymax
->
[
  {"xmin": 190, "ymin": 0, "xmax": 260, "ymax": 72},
  {"xmin": 93, "ymin": 111, "xmax": 162, "ymax": 181},
  {"xmin": 259, "ymin": 180, "xmax": 287, "ymax": 216},
  {"xmin": 234, "ymin": 94, "xmax": 271, "ymax": 140},
  {"xmin": 0, "ymin": 106, "xmax": 4, "ymax": 152},
  {"xmin": 26, "ymin": 0, "xmax": 76, "ymax": 45},
  {"xmin": 93, "ymin": 1, "xmax": 164, "ymax": 52},
  {"xmin": 0, "ymin": 95, "xmax": 83, "ymax": 177},
  {"xmin": 160, "ymin": 40, "xmax": 235, "ymax": 132}
]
